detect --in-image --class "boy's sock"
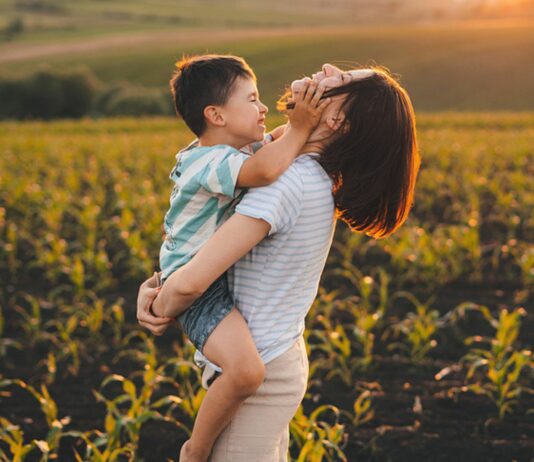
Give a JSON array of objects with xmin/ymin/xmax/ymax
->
[{"xmin": 201, "ymin": 364, "xmax": 221, "ymax": 389}]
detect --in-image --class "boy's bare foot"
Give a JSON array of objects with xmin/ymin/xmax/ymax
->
[{"xmin": 179, "ymin": 439, "xmax": 208, "ymax": 462}]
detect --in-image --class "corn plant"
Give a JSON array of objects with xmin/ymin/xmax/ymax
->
[
  {"xmin": 2, "ymin": 221, "xmax": 21, "ymax": 282},
  {"xmin": 386, "ymin": 292, "xmax": 448, "ymax": 362},
  {"xmin": 380, "ymin": 224, "xmax": 482, "ymax": 290},
  {"xmin": 11, "ymin": 293, "xmax": 48, "ymax": 348},
  {"xmin": 0, "ymin": 417, "xmax": 48, "ymax": 462},
  {"xmin": 459, "ymin": 305, "xmax": 534, "ymax": 419},
  {"xmin": 0, "ymin": 379, "xmax": 79, "ymax": 461},
  {"xmin": 510, "ymin": 243, "xmax": 534, "ymax": 289},
  {"xmin": 343, "ymin": 269, "xmax": 389, "ymax": 370},
  {"xmin": 289, "ymin": 404, "xmax": 347, "ymax": 462},
  {"xmin": 45, "ymin": 313, "xmax": 81, "ymax": 376},
  {"xmin": 0, "ymin": 302, "xmax": 22, "ymax": 357},
  {"xmin": 76, "ymin": 293, "xmax": 126, "ymax": 346},
  {"xmin": 351, "ymin": 389, "xmax": 375, "ymax": 428},
  {"xmin": 306, "ymin": 287, "xmax": 342, "ymax": 324},
  {"xmin": 131, "ymin": 330, "xmax": 207, "ymax": 424},
  {"xmin": 331, "ymin": 263, "xmax": 389, "ymax": 321},
  {"xmin": 310, "ymin": 268, "xmax": 390, "ymax": 382},
  {"xmin": 86, "ymin": 330, "xmax": 194, "ymax": 459}
]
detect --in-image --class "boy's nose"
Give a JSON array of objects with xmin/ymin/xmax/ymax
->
[{"xmin": 260, "ymin": 102, "xmax": 268, "ymax": 113}]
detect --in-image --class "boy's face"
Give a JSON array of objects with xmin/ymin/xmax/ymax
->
[{"xmin": 219, "ymin": 76, "xmax": 268, "ymax": 147}]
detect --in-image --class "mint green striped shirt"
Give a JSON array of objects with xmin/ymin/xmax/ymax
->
[{"xmin": 159, "ymin": 141, "xmax": 255, "ymax": 281}]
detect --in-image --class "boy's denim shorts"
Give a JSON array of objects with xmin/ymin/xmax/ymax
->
[{"xmin": 175, "ymin": 272, "xmax": 234, "ymax": 353}]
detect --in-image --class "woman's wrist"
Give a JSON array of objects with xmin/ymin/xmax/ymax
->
[{"xmin": 150, "ymin": 293, "xmax": 164, "ymax": 317}]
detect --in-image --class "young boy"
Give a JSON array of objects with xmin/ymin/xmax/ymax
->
[{"xmin": 145, "ymin": 54, "xmax": 329, "ymax": 462}]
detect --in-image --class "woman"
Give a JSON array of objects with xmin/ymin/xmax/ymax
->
[{"xmin": 137, "ymin": 63, "xmax": 420, "ymax": 461}]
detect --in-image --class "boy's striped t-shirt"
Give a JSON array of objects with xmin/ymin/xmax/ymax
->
[
  {"xmin": 194, "ymin": 153, "xmax": 336, "ymax": 373},
  {"xmin": 159, "ymin": 142, "xmax": 250, "ymax": 281}
]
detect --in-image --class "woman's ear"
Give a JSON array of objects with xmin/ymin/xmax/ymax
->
[
  {"xmin": 204, "ymin": 106, "xmax": 226, "ymax": 127},
  {"xmin": 326, "ymin": 113, "xmax": 348, "ymax": 133}
]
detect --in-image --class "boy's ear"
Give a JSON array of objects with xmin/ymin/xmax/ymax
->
[{"xmin": 203, "ymin": 105, "xmax": 226, "ymax": 127}]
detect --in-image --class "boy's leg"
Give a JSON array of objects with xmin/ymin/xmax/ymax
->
[
  {"xmin": 184, "ymin": 307, "xmax": 265, "ymax": 461},
  {"xmin": 209, "ymin": 335, "xmax": 309, "ymax": 462}
]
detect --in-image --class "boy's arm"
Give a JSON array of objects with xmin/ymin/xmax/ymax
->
[
  {"xmin": 236, "ymin": 80, "xmax": 330, "ymax": 188},
  {"xmin": 236, "ymin": 126, "xmax": 308, "ymax": 186},
  {"xmin": 149, "ymin": 213, "xmax": 270, "ymax": 319},
  {"xmin": 243, "ymin": 124, "xmax": 284, "ymax": 154},
  {"xmin": 268, "ymin": 123, "xmax": 287, "ymax": 141}
]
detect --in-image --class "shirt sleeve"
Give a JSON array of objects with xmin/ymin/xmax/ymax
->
[
  {"xmin": 235, "ymin": 164, "xmax": 303, "ymax": 236},
  {"xmin": 244, "ymin": 133, "xmax": 274, "ymax": 155},
  {"xmin": 196, "ymin": 145, "xmax": 250, "ymax": 198}
]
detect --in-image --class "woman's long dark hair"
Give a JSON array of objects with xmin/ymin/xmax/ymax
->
[{"xmin": 280, "ymin": 67, "xmax": 420, "ymax": 239}]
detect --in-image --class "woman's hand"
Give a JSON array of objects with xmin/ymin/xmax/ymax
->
[{"xmin": 137, "ymin": 272, "xmax": 175, "ymax": 336}]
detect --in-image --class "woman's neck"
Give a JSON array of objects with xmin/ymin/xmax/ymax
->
[
  {"xmin": 299, "ymin": 141, "xmax": 324, "ymax": 156},
  {"xmin": 299, "ymin": 129, "xmax": 334, "ymax": 156}
]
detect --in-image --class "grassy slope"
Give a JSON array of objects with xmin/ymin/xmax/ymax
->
[
  {"xmin": 0, "ymin": 0, "xmax": 533, "ymax": 111},
  {"xmin": 2, "ymin": 22, "xmax": 534, "ymax": 111},
  {"xmin": 3, "ymin": 0, "xmax": 532, "ymax": 43}
]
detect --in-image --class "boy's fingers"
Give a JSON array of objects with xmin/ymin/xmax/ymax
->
[
  {"xmin": 285, "ymin": 99, "xmax": 296, "ymax": 111},
  {"xmin": 296, "ymin": 79, "xmax": 312, "ymax": 102},
  {"xmin": 303, "ymin": 81, "xmax": 317, "ymax": 103},
  {"xmin": 317, "ymin": 97, "xmax": 331, "ymax": 110},
  {"xmin": 310, "ymin": 85, "xmax": 326, "ymax": 106}
]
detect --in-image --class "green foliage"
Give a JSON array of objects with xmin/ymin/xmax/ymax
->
[
  {"xmin": 0, "ymin": 113, "xmax": 532, "ymax": 459},
  {"xmin": 290, "ymin": 404, "xmax": 348, "ymax": 462},
  {"xmin": 0, "ymin": 68, "xmax": 97, "ymax": 120},
  {"xmin": 3, "ymin": 22, "xmax": 534, "ymax": 112},
  {"xmin": 459, "ymin": 306, "xmax": 534, "ymax": 420},
  {"xmin": 386, "ymin": 292, "xmax": 447, "ymax": 362},
  {"xmin": 76, "ymin": 332, "xmax": 194, "ymax": 459},
  {"xmin": 352, "ymin": 390, "xmax": 375, "ymax": 428},
  {"xmin": 0, "ymin": 379, "xmax": 80, "ymax": 461},
  {"xmin": 2, "ymin": 17, "xmax": 24, "ymax": 41},
  {"xmin": 0, "ymin": 417, "xmax": 44, "ymax": 462},
  {"xmin": 97, "ymin": 83, "xmax": 172, "ymax": 117}
]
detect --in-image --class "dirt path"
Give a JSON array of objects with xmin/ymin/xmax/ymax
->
[{"xmin": 0, "ymin": 27, "xmax": 357, "ymax": 64}]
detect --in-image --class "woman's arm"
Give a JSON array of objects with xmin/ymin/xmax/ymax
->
[{"xmin": 149, "ymin": 213, "xmax": 271, "ymax": 319}]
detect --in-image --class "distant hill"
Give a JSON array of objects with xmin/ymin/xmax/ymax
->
[
  {"xmin": 1, "ymin": 0, "xmax": 533, "ymax": 43},
  {"xmin": 0, "ymin": 0, "xmax": 533, "ymax": 112}
]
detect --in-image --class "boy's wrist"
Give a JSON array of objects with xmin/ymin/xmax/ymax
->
[{"xmin": 285, "ymin": 124, "xmax": 313, "ymax": 142}]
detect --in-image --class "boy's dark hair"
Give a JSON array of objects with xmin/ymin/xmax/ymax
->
[{"xmin": 170, "ymin": 54, "xmax": 256, "ymax": 136}]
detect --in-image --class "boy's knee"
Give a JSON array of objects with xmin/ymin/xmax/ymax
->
[{"xmin": 229, "ymin": 360, "xmax": 265, "ymax": 396}]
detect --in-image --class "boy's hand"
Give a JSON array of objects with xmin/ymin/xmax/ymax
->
[
  {"xmin": 285, "ymin": 80, "xmax": 330, "ymax": 134},
  {"xmin": 269, "ymin": 124, "xmax": 287, "ymax": 141},
  {"xmin": 137, "ymin": 272, "xmax": 174, "ymax": 336}
]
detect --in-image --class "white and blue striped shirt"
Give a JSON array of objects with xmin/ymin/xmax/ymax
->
[
  {"xmin": 194, "ymin": 153, "xmax": 336, "ymax": 372},
  {"xmin": 159, "ymin": 137, "xmax": 272, "ymax": 282},
  {"xmin": 159, "ymin": 143, "xmax": 249, "ymax": 281}
]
